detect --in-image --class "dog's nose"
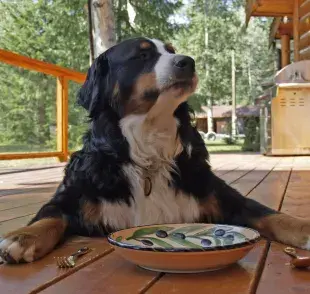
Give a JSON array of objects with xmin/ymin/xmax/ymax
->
[{"xmin": 174, "ymin": 55, "xmax": 195, "ymax": 72}]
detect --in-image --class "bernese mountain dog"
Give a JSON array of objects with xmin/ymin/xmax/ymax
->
[{"xmin": 1, "ymin": 37, "xmax": 310, "ymax": 264}]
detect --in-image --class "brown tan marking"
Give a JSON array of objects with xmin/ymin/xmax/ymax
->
[
  {"xmin": 144, "ymin": 75, "xmax": 198, "ymax": 132},
  {"xmin": 82, "ymin": 201, "xmax": 102, "ymax": 225},
  {"xmin": 140, "ymin": 41, "xmax": 152, "ymax": 49},
  {"xmin": 252, "ymin": 213, "xmax": 310, "ymax": 248},
  {"xmin": 3, "ymin": 218, "xmax": 67, "ymax": 261},
  {"xmin": 164, "ymin": 43, "xmax": 176, "ymax": 53},
  {"xmin": 143, "ymin": 88, "xmax": 179, "ymax": 136},
  {"xmin": 199, "ymin": 194, "xmax": 223, "ymax": 223},
  {"xmin": 124, "ymin": 72, "xmax": 158, "ymax": 115}
]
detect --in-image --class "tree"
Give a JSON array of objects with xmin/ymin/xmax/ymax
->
[
  {"xmin": 174, "ymin": 0, "xmax": 276, "ymax": 111},
  {"xmin": 0, "ymin": 0, "xmax": 183, "ymax": 151},
  {"xmin": 0, "ymin": 0, "xmax": 91, "ymax": 151},
  {"xmin": 88, "ymin": 0, "xmax": 116, "ymax": 61},
  {"xmin": 114, "ymin": 0, "xmax": 183, "ymax": 42}
]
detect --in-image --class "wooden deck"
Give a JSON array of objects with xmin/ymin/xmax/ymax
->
[{"xmin": 0, "ymin": 153, "xmax": 310, "ymax": 293}]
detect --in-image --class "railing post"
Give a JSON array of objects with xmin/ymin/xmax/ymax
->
[{"xmin": 56, "ymin": 76, "xmax": 69, "ymax": 162}]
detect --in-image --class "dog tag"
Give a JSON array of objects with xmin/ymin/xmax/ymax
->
[{"xmin": 144, "ymin": 177, "xmax": 152, "ymax": 197}]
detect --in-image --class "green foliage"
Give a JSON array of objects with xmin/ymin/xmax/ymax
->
[
  {"xmin": 174, "ymin": 0, "xmax": 276, "ymax": 108},
  {"xmin": 242, "ymin": 117, "xmax": 260, "ymax": 151},
  {"xmin": 0, "ymin": 0, "xmax": 181, "ymax": 151},
  {"xmin": 222, "ymin": 121, "xmax": 235, "ymax": 145},
  {"xmin": 116, "ymin": 0, "xmax": 183, "ymax": 42},
  {"xmin": 0, "ymin": 0, "xmax": 275, "ymax": 153},
  {"xmin": 224, "ymin": 136, "xmax": 236, "ymax": 145},
  {"xmin": 0, "ymin": 0, "xmax": 90, "ymax": 150}
]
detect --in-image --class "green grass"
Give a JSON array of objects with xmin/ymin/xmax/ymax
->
[{"xmin": 206, "ymin": 139, "xmax": 245, "ymax": 153}]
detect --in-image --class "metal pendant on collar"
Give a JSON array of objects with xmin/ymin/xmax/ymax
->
[{"xmin": 144, "ymin": 176, "xmax": 152, "ymax": 196}]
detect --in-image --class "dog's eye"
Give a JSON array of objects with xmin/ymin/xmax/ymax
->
[{"xmin": 139, "ymin": 51, "xmax": 150, "ymax": 60}]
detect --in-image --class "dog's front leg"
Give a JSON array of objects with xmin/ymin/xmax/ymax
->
[
  {"xmin": 0, "ymin": 184, "xmax": 68, "ymax": 263},
  {"xmin": 203, "ymin": 175, "xmax": 310, "ymax": 250}
]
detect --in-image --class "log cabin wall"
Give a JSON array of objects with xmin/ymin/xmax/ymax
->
[{"xmin": 299, "ymin": 0, "xmax": 310, "ymax": 60}]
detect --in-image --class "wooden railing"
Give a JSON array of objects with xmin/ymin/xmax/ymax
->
[{"xmin": 0, "ymin": 49, "xmax": 86, "ymax": 162}]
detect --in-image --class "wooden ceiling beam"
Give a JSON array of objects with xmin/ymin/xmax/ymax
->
[
  {"xmin": 269, "ymin": 17, "xmax": 282, "ymax": 46},
  {"xmin": 246, "ymin": 0, "xmax": 294, "ymax": 22},
  {"xmin": 251, "ymin": 11, "xmax": 293, "ymax": 17},
  {"xmin": 246, "ymin": 0, "xmax": 258, "ymax": 25}
]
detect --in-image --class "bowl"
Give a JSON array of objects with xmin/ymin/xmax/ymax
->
[{"xmin": 107, "ymin": 223, "xmax": 260, "ymax": 273}]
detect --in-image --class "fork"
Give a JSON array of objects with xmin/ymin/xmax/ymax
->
[{"xmin": 55, "ymin": 246, "xmax": 92, "ymax": 268}]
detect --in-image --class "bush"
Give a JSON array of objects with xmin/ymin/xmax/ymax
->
[
  {"xmin": 223, "ymin": 121, "xmax": 236, "ymax": 145},
  {"xmin": 242, "ymin": 117, "xmax": 260, "ymax": 152},
  {"xmin": 224, "ymin": 136, "xmax": 236, "ymax": 145}
]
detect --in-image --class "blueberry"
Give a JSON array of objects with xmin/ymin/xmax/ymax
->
[
  {"xmin": 225, "ymin": 234, "xmax": 234, "ymax": 241},
  {"xmin": 172, "ymin": 233, "xmax": 186, "ymax": 239},
  {"xmin": 156, "ymin": 230, "xmax": 168, "ymax": 238},
  {"xmin": 141, "ymin": 239, "xmax": 154, "ymax": 246},
  {"xmin": 201, "ymin": 239, "xmax": 212, "ymax": 247},
  {"xmin": 214, "ymin": 229, "xmax": 225, "ymax": 236}
]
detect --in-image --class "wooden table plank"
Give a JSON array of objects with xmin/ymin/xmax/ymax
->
[
  {"xmin": 0, "ymin": 183, "xmax": 56, "ymax": 209},
  {"xmin": 0, "ymin": 237, "xmax": 112, "ymax": 294},
  {"xmin": 256, "ymin": 167, "xmax": 310, "ymax": 294},
  {"xmin": 40, "ymin": 252, "xmax": 162, "ymax": 294},
  {"xmin": 213, "ymin": 155, "xmax": 261, "ymax": 177},
  {"xmin": 0, "ymin": 202, "xmax": 46, "ymax": 223},
  {"xmin": 0, "ymin": 167, "xmax": 64, "ymax": 184},
  {"xmin": 214, "ymin": 161, "xmax": 247, "ymax": 177},
  {"xmin": 256, "ymin": 243, "xmax": 310, "ymax": 294},
  {"xmin": 146, "ymin": 241, "xmax": 268, "ymax": 294},
  {"xmin": 220, "ymin": 156, "xmax": 266, "ymax": 184},
  {"xmin": 145, "ymin": 158, "xmax": 291, "ymax": 294},
  {"xmin": 0, "ymin": 164, "xmax": 66, "ymax": 175},
  {"xmin": 0, "ymin": 214, "xmax": 35, "ymax": 235},
  {"xmin": 231, "ymin": 157, "xmax": 280, "ymax": 196},
  {"xmin": 0, "ymin": 195, "xmax": 51, "ymax": 211}
]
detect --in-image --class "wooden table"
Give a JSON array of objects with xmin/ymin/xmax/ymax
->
[{"xmin": 1, "ymin": 154, "xmax": 310, "ymax": 294}]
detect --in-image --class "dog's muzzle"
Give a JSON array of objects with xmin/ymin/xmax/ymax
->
[
  {"xmin": 173, "ymin": 55, "xmax": 195, "ymax": 81},
  {"xmin": 154, "ymin": 54, "xmax": 196, "ymax": 90}
]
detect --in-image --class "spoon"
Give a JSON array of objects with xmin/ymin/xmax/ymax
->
[{"xmin": 284, "ymin": 247, "xmax": 310, "ymax": 268}]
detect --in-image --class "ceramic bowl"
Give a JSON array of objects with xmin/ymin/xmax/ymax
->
[{"xmin": 108, "ymin": 223, "xmax": 260, "ymax": 273}]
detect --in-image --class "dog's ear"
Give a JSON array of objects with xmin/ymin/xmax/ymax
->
[{"xmin": 77, "ymin": 54, "xmax": 110, "ymax": 117}]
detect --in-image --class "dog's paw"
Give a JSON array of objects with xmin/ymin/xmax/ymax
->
[
  {"xmin": 0, "ymin": 218, "xmax": 66, "ymax": 264},
  {"xmin": 291, "ymin": 222, "xmax": 310, "ymax": 250},
  {"xmin": 0, "ymin": 233, "xmax": 38, "ymax": 263},
  {"xmin": 301, "ymin": 236, "xmax": 310, "ymax": 250}
]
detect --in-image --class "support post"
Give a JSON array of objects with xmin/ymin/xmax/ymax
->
[
  {"xmin": 281, "ymin": 34, "xmax": 290, "ymax": 67},
  {"xmin": 293, "ymin": 0, "xmax": 300, "ymax": 62},
  {"xmin": 231, "ymin": 50, "xmax": 237, "ymax": 138},
  {"xmin": 56, "ymin": 76, "xmax": 69, "ymax": 162},
  {"xmin": 205, "ymin": 0, "xmax": 213, "ymax": 133}
]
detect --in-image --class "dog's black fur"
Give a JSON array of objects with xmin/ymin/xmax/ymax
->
[
  {"xmin": 30, "ymin": 36, "xmax": 275, "ymax": 236},
  {"xmin": 1, "ymin": 37, "xmax": 309, "ymax": 264}
]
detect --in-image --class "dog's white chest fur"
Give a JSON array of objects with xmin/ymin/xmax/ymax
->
[
  {"xmin": 122, "ymin": 163, "xmax": 200, "ymax": 227},
  {"xmin": 100, "ymin": 114, "xmax": 200, "ymax": 230}
]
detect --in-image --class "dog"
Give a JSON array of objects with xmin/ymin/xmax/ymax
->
[{"xmin": 0, "ymin": 37, "xmax": 310, "ymax": 264}]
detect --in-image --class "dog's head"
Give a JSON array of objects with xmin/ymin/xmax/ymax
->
[{"xmin": 78, "ymin": 37, "xmax": 197, "ymax": 118}]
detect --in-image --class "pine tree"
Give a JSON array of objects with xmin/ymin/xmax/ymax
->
[
  {"xmin": 173, "ymin": 0, "xmax": 276, "ymax": 110},
  {"xmin": 0, "ymin": 0, "xmax": 182, "ymax": 151}
]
